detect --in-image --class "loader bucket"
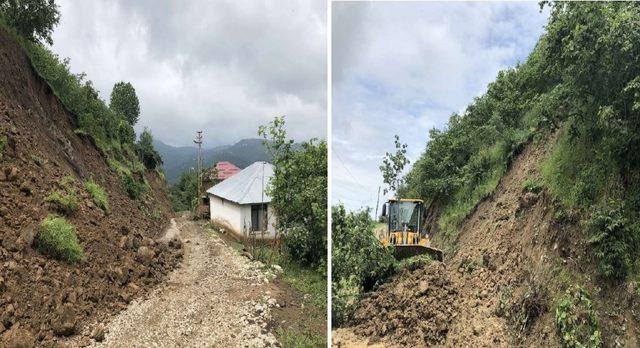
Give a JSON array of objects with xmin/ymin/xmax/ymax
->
[{"xmin": 394, "ymin": 245, "xmax": 444, "ymax": 262}]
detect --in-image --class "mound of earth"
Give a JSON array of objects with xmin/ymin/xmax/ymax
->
[
  {"xmin": 350, "ymin": 262, "xmax": 457, "ymax": 347},
  {"xmin": 335, "ymin": 133, "xmax": 640, "ymax": 347},
  {"xmin": 0, "ymin": 26, "xmax": 182, "ymax": 346}
]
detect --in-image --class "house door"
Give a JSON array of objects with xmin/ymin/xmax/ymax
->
[{"xmin": 251, "ymin": 204, "xmax": 267, "ymax": 231}]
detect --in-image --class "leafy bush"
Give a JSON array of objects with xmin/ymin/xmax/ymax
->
[
  {"xmin": 332, "ymin": 275, "xmax": 362, "ymax": 326},
  {"xmin": 259, "ymin": 117, "xmax": 327, "ymax": 268},
  {"xmin": 121, "ymin": 172, "xmax": 143, "ymax": 199},
  {"xmin": 555, "ymin": 286, "xmax": 602, "ymax": 348},
  {"xmin": 332, "ymin": 205, "xmax": 396, "ymax": 326},
  {"xmin": 37, "ymin": 215, "xmax": 83, "ymax": 263},
  {"xmin": 584, "ymin": 200, "xmax": 637, "ymax": 280},
  {"xmin": 84, "ymin": 180, "xmax": 110, "ymax": 214},
  {"xmin": 282, "ymin": 224, "xmax": 316, "ymax": 264}
]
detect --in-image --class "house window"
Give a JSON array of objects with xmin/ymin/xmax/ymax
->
[{"xmin": 251, "ymin": 204, "xmax": 267, "ymax": 231}]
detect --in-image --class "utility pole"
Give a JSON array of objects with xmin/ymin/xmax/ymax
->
[
  {"xmin": 375, "ymin": 186, "xmax": 381, "ymax": 220},
  {"xmin": 193, "ymin": 131, "xmax": 203, "ymax": 201}
]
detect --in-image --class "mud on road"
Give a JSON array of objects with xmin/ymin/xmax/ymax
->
[{"xmin": 69, "ymin": 215, "xmax": 286, "ymax": 347}]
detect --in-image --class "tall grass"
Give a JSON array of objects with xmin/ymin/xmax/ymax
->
[{"xmin": 37, "ymin": 215, "xmax": 83, "ymax": 263}]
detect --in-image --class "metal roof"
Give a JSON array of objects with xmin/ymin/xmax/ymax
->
[{"xmin": 206, "ymin": 161, "xmax": 274, "ymax": 204}]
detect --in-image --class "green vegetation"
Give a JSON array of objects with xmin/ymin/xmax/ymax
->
[
  {"xmin": 399, "ymin": 2, "xmax": 640, "ymax": 281},
  {"xmin": 45, "ymin": 176, "xmax": 79, "ymax": 215},
  {"xmin": 37, "ymin": 215, "xmax": 83, "ymax": 263},
  {"xmin": 522, "ymin": 175, "xmax": 543, "ymax": 194},
  {"xmin": 555, "ymin": 287, "xmax": 602, "ymax": 348},
  {"xmin": 137, "ymin": 128, "xmax": 163, "ymax": 170},
  {"xmin": 0, "ymin": 1, "xmax": 163, "ymax": 200},
  {"xmin": 121, "ymin": 172, "xmax": 145, "ymax": 200},
  {"xmin": 538, "ymin": 2, "xmax": 640, "ymax": 282},
  {"xmin": 109, "ymin": 81, "xmax": 140, "ymax": 126},
  {"xmin": 31, "ymin": 154, "xmax": 44, "ymax": 166},
  {"xmin": 584, "ymin": 200, "xmax": 636, "ymax": 280},
  {"xmin": 0, "ymin": 0, "xmax": 60, "ymax": 45},
  {"xmin": 259, "ymin": 116, "xmax": 327, "ymax": 268},
  {"xmin": 379, "ymin": 135, "xmax": 409, "ymax": 195},
  {"xmin": 168, "ymin": 169, "xmax": 198, "ymax": 211},
  {"xmin": 281, "ymin": 261, "xmax": 327, "ymax": 310},
  {"xmin": 276, "ymin": 327, "xmax": 325, "ymax": 348},
  {"xmin": 45, "ymin": 191, "xmax": 78, "ymax": 215},
  {"xmin": 331, "ymin": 205, "xmax": 396, "ymax": 326},
  {"xmin": 84, "ymin": 179, "xmax": 110, "ymax": 214}
]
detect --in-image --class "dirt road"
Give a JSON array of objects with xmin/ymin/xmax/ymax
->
[{"xmin": 77, "ymin": 215, "xmax": 281, "ymax": 347}]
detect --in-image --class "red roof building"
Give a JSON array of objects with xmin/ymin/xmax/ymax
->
[{"xmin": 215, "ymin": 161, "xmax": 241, "ymax": 180}]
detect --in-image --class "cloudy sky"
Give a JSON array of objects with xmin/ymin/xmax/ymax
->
[
  {"xmin": 50, "ymin": 0, "xmax": 326, "ymax": 148},
  {"xmin": 332, "ymin": 1, "xmax": 548, "ymax": 213}
]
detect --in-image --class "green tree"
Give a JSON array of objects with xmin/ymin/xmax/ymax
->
[
  {"xmin": 259, "ymin": 116, "xmax": 327, "ymax": 267},
  {"xmin": 0, "ymin": 0, "xmax": 60, "ymax": 45},
  {"xmin": 379, "ymin": 135, "xmax": 409, "ymax": 195},
  {"xmin": 331, "ymin": 204, "xmax": 395, "ymax": 326},
  {"xmin": 137, "ymin": 128, "xmax": 162, "ymax": 170},
  {"xmin": 169, "ymin": 170, "xmax": 198, "ymax": 212},
  {"xmin": 109, "ymin": 81, "xmax": 140, "ymax": 126}
]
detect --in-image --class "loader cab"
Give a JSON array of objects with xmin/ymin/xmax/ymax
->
[{"xmin": 381, "ymin": 198, "xmax": 424, "ymax": 235}]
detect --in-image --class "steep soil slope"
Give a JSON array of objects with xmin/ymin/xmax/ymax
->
[
  {"xmin": 0, "ymin": 27, "xmax": 181, "ymax": 347},
  {"xmin": 336, "ymin": 134, "xmax": 640, "ymax": 347}
]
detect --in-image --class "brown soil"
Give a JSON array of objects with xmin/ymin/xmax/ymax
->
[
  {"xmin": 352, "ymin": 262, "xmax": 457, "ymax": 347},
  {"xmin": 0, "ymin": 26, "xmax": 181, "ymax": 347},
  {"xmin": 334, "ymin": 133, "xmax": 640, "ymax": 347}
]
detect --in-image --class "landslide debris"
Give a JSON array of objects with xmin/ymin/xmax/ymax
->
[
  {"xmin": 0, "ymin": 25, "xmax": 182, "ymax": 347},
  {"xmin": 350, "ymin": 262, "xmax": 457, "ymax": 347}
]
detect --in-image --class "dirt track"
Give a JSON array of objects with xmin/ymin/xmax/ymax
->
[{"xmin": 75, "ymin": 215, "xmax": 280, "ymax": 347}]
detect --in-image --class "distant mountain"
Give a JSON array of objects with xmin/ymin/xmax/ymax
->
[{"xmin": 155, "ymin": 138, "xmax": 273, "ymax": 184}]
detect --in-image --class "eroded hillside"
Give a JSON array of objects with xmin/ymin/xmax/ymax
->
[
  {"xmin": 0, "ymin": 26, "xmax": 182, "ymax": 346},
  {"xmin": 335, "ymin": 135, "xmax": 640, "ymax": 347}
]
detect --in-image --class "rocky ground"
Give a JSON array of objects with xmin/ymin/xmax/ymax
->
[
  {"xmin": 63, "ymin": 214, "xmax": 284, "ymax": 347},
  {"xmin": 0, "ymin": 24, "xmax": 182, "ymax": 348}
]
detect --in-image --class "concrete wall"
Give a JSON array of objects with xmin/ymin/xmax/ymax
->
[
  {"xmin": 209, "ymin": 195, "xmax": 243, "ymax": 236},
  {"xmin": 209, "ymin": 194, "xmax": 277, "ymax": 239}
]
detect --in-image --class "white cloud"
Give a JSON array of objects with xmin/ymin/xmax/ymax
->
[
  {"xmin": 50, "ymin": 0, "xmax": 327, "ymax": 147},
  {"xmin": 332, "ymin": 1, "xmax": 548, "ymax": 213}
]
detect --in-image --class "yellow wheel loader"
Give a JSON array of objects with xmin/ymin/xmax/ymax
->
[{"xmin": 380, "ymin": 198, "xmax": 444, "ymax": 261}]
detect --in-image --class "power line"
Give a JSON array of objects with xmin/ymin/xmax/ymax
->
[{"xmin": 332, "ymin": 146, "xmax": 369, "ymax": 192}]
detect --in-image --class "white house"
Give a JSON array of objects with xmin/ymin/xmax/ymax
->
[{"xmin": 206, "ymin": 161, "xmax": 277, "ymax": 239}]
